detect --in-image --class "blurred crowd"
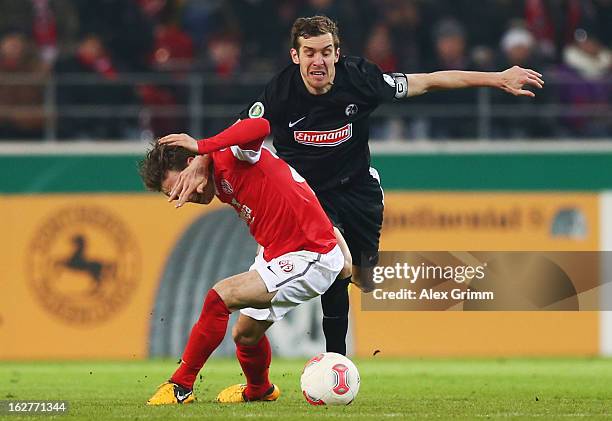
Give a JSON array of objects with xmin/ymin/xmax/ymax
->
[{"xmin": 0, "ymin": 0, "xmax": 611, "ymax": 141}]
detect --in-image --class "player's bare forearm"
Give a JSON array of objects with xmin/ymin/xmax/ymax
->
[
  {"xmin": 406, "ymin": 66, "xmax": 543, "ymax": 98},
  {"xmin": 407, "ymin": 71, "xmax": 498, "ymax": 95}
]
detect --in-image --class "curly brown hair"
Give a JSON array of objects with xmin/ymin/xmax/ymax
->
[
  {"xmin": 291, "ymin": 15, "xmax": 340, "ymax": 51},
  {"xmin": 138, "ymin": 142, "xmax": 196, "ymax": 192}
]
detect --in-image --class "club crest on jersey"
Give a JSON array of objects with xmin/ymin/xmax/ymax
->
[
  {"xmin": 345, "ymin": 104, "xmax": 358, "ymax": 116},
  {"xmin": 294, "ymin": 123, "xmax": 352, "ymax": 147},
  {"xmin": 220, "ymin": 179, "xmax": 233, "ymax": 195},
  {"xmin": 248, "ymin": 101, "xmax": 265, "ymax": 118},
  {"xmin": 278, "ymin": 259, "xmax": 294, "ymax": 273}
]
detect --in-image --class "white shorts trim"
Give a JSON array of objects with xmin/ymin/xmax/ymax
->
[{"xmin": 240, "ymin": 245, "xmax": 343, "ymax": 322}]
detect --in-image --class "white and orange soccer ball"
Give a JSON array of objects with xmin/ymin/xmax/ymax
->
[{"xmin": 300, "ymin": 352, "xmax": 360, "ymax": 405}]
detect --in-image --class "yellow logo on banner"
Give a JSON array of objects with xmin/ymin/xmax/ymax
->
[{"xmin": 27, "ymin": 206, "xmax": 140, "ymax": 325}]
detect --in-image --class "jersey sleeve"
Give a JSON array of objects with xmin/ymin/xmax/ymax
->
[
  {"xmin": 344, "ymin": 56, "xmax": 408, "ymax": 103},
  {"xmin": 197, "ymin": 118, "xmax": 270, "ymax": 164}
]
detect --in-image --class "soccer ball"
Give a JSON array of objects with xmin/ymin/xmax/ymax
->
[{"xmin": 300, "ymin": 352, "xmax": 360, "ymax": 405}]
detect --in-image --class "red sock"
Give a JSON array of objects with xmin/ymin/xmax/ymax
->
[
  {"xmin": 236, "ymin": 335, "xmax": 272, "ymax": 400},
  {"xmin": 171, "ymin": 289, "xmax": 230, "ymax": 389}
]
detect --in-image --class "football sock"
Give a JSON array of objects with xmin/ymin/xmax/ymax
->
[
  {"xmin": 321, "ymin": 276, "xmax": 351, "ymax": 355},
  {"xmin": 236, "ymin": 335, "xmax": 272, "ymax": 400},
  {"xmin": 171, "ymin": 289, "xmax": 230, "ymax": 389}
]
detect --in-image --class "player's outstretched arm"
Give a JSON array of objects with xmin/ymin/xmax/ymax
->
[{"xmin": 405, "ymin": 65, "xmax": 544, "ymax": 97}]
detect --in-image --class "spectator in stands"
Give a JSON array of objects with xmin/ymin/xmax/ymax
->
[
  {"xmin": 73, "ymin": 0, "xmax": 154, "ymax": 72},
  {"xmin": 272, "ymin": 1, "xmax": 303, "ymax": 66},
  {"xmin": 525, "ymin": 0, "xmax": 597, "ymax": 64},
  {"xmin": 422, "ymin": 0, "xmax": 521, "ymax": 64},
  {"xmin": 179, "ymin": 0, "xmax": 225, "ymax": 48},
  {"xmin": 501, "ymin": 27, "xmax": 538, "ymax": 68},
  {"xmin": 364, "ymin": 20, "xmax": 409, "ymax": 140},
  {"xmin": 226, "ymin": 0, "xmax": 286, "ymax": 71},
  {"xmin": 54, "ymin": 34, "xmax": 138, "ymax": 139},
  {"xmin": 138, "ymin": 0, "xmax": 194, "ymax": 138},
  {"xmin": 378, "ymin": 0, "xmax": 426, "ymax": 73},
  {"xmin": 421, "ymin": 18, "xmax": 478, "ymax": 139},
  {"xmin": 205, "ymin": 32, "xmax": 242, "ymax": 79},
  {"xmin": 364, "ymin": 23, "xmax": 397, "ymax": 72},
  {"xmin": 0, "ymin": 0, "xmax": 79, "ymax": 70},
  {"xmin": 556, "ymin": 27, "xmax": 612, "ymax": 137},
  {"xmin": 150, "ymin": 22, "xmax": 194, "ymax": 74},
  {"xmin": 197, "ymin": 31, "xmax": 248, "ymax": 134},
  {"xmin": 492, "ymin": 26, "xmax": 553, "ymax": 138},
  {"xmin": 0, "ymin": 31, "xmax": 47, "ymax": 140}
]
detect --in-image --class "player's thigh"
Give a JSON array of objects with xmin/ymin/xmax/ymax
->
[
  {"xmin": 317, "ymin": 192, "xmax": 351, "ymax": 279},
  {"xmin": 326, "ymin": 176, "xmax": 383, "ymax": 268},
  {"xmin": 232, "ymin": 313, "xmax": 273, "ymax": 346},
  {"xmin": 316, "ymin": 189, "xmax": 343, "ymax": 230},
  {"xmin": 213, "ymin": 270, "xmax": 276, "ymax": 312},
  {"xmin": 343, "ymin": 201, "xmax": 383, "ymax": 267}
]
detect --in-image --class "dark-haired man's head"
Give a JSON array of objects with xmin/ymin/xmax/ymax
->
[{"xmin": 290, "ymin": 15, "xmax": 340, "ymax": 95}]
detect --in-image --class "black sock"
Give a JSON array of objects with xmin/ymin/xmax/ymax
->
[{"xmin": 321, "ymin": 276, "xmax": 350, "ymax": 355}]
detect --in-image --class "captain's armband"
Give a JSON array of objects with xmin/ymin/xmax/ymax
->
[{"xmin": 383, "ymin": 73, "xmax": 408, "ymax": 99}]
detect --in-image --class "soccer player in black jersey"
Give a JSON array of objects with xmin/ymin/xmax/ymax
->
[{"xmin": 166, "ymin": 15, "xmax": 544, "ymax": 356}]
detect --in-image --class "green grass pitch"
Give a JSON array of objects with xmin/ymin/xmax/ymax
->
[{"xmin": 1, "ymin": 358, "xmax": 611, "ymax": 420}]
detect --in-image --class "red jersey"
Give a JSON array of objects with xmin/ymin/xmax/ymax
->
[{"xmin": 197, "ymin": 118, "xmax": 337, "ymax": 261}]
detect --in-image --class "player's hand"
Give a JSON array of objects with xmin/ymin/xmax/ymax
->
[
  {"xmin": 350, "ymin": 268, "xmax": 376, "ymax": 294},
  {"xmin": 499, "ymin": 65, "xmax": 544, "ymax": 97},
  {"xmin": 158, "ymin": 133, "xmax": 199, "ymax": 153},
  {"xmin": 168, "ymin": 154, "xmax": 211, "ymax": 208},
  {"xmin": 351, "ymin": 276, "xmax": 375, "ymax": 294}
]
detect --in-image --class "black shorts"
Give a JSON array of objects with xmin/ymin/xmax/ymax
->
[{"xmin": 315, "ymin": 169, "xmax": 384, "ymax": 267}]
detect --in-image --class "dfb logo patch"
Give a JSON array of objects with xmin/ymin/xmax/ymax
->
[{"xmin": 248, "ymin": 101, "xmax": 265, "ymax": 118}]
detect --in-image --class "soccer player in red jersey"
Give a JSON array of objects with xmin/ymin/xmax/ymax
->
[{"xmin": 140, "ymin": 117, "xmax": 350, "ymax": 404}]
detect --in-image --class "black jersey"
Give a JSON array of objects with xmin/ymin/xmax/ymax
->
[{"xmin": 239, "ymin": 56, "xmax": 407, "ymax": 191}]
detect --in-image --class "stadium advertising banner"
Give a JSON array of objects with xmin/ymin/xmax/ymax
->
[
  {"xmin": 352, "ymin": 192, "xmax": 601, "ymax": 357},
  {"xmin": 0, "ymin": 195, "xmax": 217, "ymax": 359}
]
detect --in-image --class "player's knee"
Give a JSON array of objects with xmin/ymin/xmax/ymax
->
[
  {"xmin": 232, "ymin": 324, "xmax": 261, "ymax": 346},
  {"xmin": 339, "ymin": 255, "xmax": 352, "ymax": 279},
  {"xmin": 212, "ymin": 280, "xmax": 237, "ymax": 309},
  {"xmin": 333, "ymin": 227, "xmax": 352, "ymax": 279},
  {"xmin": 344, "ymin": 250, "xmax": 352, "ymax": 270},
  {"xmin": 321, "ymin": 278, "xmax": 349, "ymax": 315},
  {"xmin": 338, "ymin": 250, "xmax": 352, "ymax": 280}
]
